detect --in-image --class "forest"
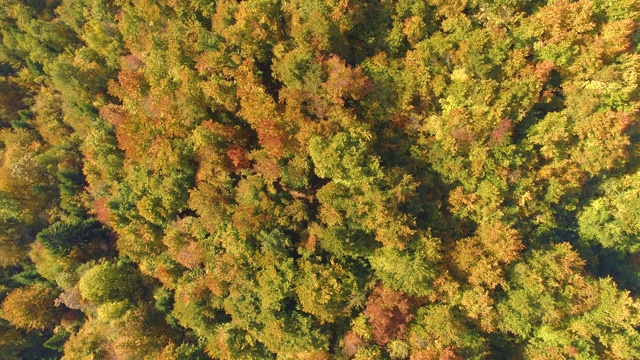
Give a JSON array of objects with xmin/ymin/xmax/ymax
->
[{"xmin": 1, "ymin": 0, "xmax": 640, "ymax": 358}]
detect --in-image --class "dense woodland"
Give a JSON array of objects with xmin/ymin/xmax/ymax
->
[{"xmin": 1, "ymin": 0, "xmax": 640, "ymax": 358}]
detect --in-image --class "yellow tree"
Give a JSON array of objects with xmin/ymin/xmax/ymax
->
[{"xmin": 1, "ymin": 283, "xmax": 62, "ymax": 331}]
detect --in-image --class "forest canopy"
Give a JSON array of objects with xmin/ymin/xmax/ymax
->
[{"xmin": 1, "ymin": 0, "xmax": 640, "ymax": 359}]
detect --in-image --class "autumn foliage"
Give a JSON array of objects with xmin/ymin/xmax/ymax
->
[{"xmin": 1, "ymin": 0, "xmax": 640, "ymax": 358}]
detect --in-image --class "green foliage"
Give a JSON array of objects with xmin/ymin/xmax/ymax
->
[
  {"xmin": 95, "ymin": 300, "xmax": 130, "ymax": 324},
  {"xmin": 43, "ymin": 328, "xmax": 70, "ymax": 352},
  {"xmin": 497, "ymin": 243, "xmax": 640, "ymax": 358},
  {"xmin": 295, "ymin": 256, "xmax": 362, "ymax": 323},
  {"xmin": 369, "ymin": 234, "xmax": 441, "ymax": 297},
  {"xmin": 205, "ymin": 323, "xmax": 273, "ymax": 360},
  {"xmin": 309, "ymin": 126, "xmax": 382, "ymax": 187},
  {"xmin": 78, "ymin": 260, "xmax": 143, "ymax": 303},
  {"xmin": 61, "ymin": 319, "xmax": 107, "ymax": 360},
  {"xmin": 409, "ymin": 304, "xmax": 489, "ymax": 359},
  {"xmin": 36, "ymin": 218, "xmax": 105, "ymax": 256},
  {"xmin": 579, "ymin": 171, "xmax": 640, "ymax": 252},
  {"xmin": 1, "ymin": 0, "xmax": 640, "ymax": 358},
  {"xmin": 172, "ymin": 271, "xmax": 220, "ymax": 337},
  {"xmin": 157, "ymin": 342, "xmax": 208, "ymax": 360}
]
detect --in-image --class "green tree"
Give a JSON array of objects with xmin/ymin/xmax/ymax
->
[
  {"xmin": 36, "ymin": 218, "xmax": 105, "ymax": 257},
  {"xmin": 78, "ymin": 260, "xmax": 143, "ymax": 303},
  {"xmin": 295, "ymin": 255, "xmax": 362, "ymax": 324},
  {"xmin": 579, "ymin": 171, "xmax": 640, "ymax": 253},
  {"xmin": 497, "ymin": 243, "xmax": 640, "ymax": 358}
]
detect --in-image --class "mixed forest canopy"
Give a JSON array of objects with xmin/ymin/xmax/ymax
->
[{"xmin": 1, "ymin": 0, "xmax": 640, "ymax": 358}]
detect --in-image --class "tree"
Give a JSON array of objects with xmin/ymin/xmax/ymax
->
[
  {"xmin": 362, "ymin": 285, "xmax": 416, "ymax": 346},
  {"xmin": 1, "ymin": 283, "xmax": 62, "ymax": 331},
  {"xmin": 497, "ymin": 243, "xmax": 640, "ymax": 358},
  {"xmin": 78, "ymin": 260, "xmax": 143, "ymax": 303},
  {"xmin": 408, "ymin": 304, "xmax": 489, "ymax": 360},
  {"xmin": 368, "ymin": 233, "xmax": 441, "ymax": 297},
  {"xmin": 36, "ymin": 218, "xmax": 106, "ymax": 257},
  {"xmin": 0, "ymin": 0, "xmax": 639, "ymax": 357},
  {"xmin": 295, "ymin": 256, "xmax": 362, "ymax": 324},
  {"xmin": 579, "ymin": 171, "xmax": 640, "ymax": 253},
  {"xmin": 453, "ymin": 221, "xmax": 523, "ymax": 290}
]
